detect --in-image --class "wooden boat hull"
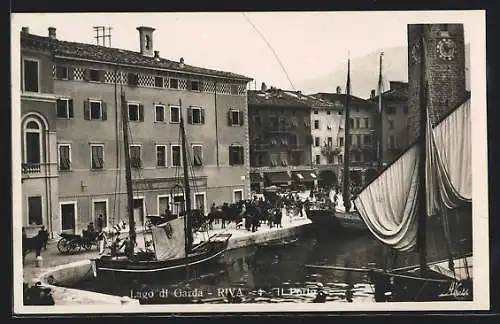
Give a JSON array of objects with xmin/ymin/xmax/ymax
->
[
  {"xmin": 368, "ymin": 267, "xmax": 473, "ymax": 302},
  {"xmin": 91, "ymin": 239, "xmax": 229, "ymax": 281},
  {"xmin": 305, "ymin": 209, "xmax": 367, "ymax": 232}
]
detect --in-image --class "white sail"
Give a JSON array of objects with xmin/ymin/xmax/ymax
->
[
  {"xmin": 152, "ymin": 217, "xmax": 186, "ymax": 261},
  {"xmin": 354, "ymin": 99, "xmax": 471, "ymax": 251}
]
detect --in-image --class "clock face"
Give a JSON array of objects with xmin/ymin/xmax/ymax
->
[
  {"xmin": 411, "ymin": 42, "xmax": 421, "ymax": 64},
  {"xmin": 437, "ymin": 38, "xmax": 456, "ymax": 61}
]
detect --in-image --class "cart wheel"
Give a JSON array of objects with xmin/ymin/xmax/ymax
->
[
  {"xmin": 57, "ymin": 238, "xmax": 71, "ymax": 254},
  {"xmin": 68, "ymin": 240, "xmax": 80, "ymax": 254},
  {"xmin": 83, "ymin": 242, "xmax": 92, "ymax": 251}
]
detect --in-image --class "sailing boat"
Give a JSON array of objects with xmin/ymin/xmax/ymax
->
[
  {"xmin": 354, "ymin": 25, "xmax": 473, "ymax": 302},
  {"xmin": 91, "ymin": 92, "xmax": 232, "ymax": 280},
  {"xmin": 305, "ymin": 57, "xmax": 367, "ymax": 233}
]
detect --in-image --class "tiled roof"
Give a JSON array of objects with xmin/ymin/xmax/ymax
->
[
  {"xmin": 20, "ymin": 32, "xmax": 252, "ymax": 81},
  {"xmin": 370, "ymin": 83, "xmax": 409, "ymax": 102},
  {"xmin": 312, "ymin": 92, "xmax": 375, "ymax": 110},
  {"xmin": 248, "ymin": 89, "xmax": 309, "ymax": 108}
]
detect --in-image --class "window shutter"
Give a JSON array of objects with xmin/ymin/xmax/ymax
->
[
  {"xmin": 139, "ymin": 104, "xmax": 144, "ymax": 122},
  {"xmin": 229, "ymin": 147, "xmax": 233, "ymax": 166},
  {"xmin": 239, "ymin": 110, "xmax": 244, "ymax": 126},
  {"xmin": 187, "ymin": 107, "xmax": 193, "ymax": 124},
  {"xmin": 99, "ymin": 70, "xmax": 105, "ymax": 82},
  {"xmin": 84, "ymin": 69, "xmax": 90, "ymax": 81},
  {"xmin": 227, "ymin": 111, "xmax": 232, "ymax": 126},
  {"xmin": 68, "ymin": 67, "xmax": 74, "ymax": 80},
  {"xmin": 102, "ymin": 102, "xmax": 107, "ymax": 120},
  {"xmin": 239, "ymin": 147, "xmax": 244, "ymax": 164},
  {"xmin": 68, "ymin": 99, "xmax": 74, "ymax": 118},
  {"xmin": 83, "ymin": 100, "xmax": 90, "ymax": 120},
  {"xmin": 201, "ymin": 108, "xmax": 205, "ymax": 124}
]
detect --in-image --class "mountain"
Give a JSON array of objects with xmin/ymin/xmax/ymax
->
[{"xmin": 299, "ymin": 45, "xmax": 470, "ymax": 99}]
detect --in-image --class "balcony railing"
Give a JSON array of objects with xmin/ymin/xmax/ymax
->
[{"xmin": 22, "ymin": 163, "xmax": 41, "ymax": 174}]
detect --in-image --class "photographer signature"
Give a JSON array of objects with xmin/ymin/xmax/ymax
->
[{"xmin": 438, "ymin": 281, "xmax": 470, "ymax": 299}]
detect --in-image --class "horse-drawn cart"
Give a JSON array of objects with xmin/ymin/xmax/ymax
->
[{"xmin": 57, "ymin": 232, "xmax": 100, "ymax": 254}]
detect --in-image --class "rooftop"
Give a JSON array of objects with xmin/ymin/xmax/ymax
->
[
  {"xmin": 20, "ymin": 30, "xmax": 252, "ymax": 81},
  {"xmin": 312, "ymin": 92, "xmax": 375, "ymax": 110},
  {"xmin": 369, "ymin": 81, "xmax": 409, "ymax": 102},
  {"xmin": 248, "ymin": 89, "xmax": 309, "ymax": 108}
]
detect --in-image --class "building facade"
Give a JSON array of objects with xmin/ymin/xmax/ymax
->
[
  {"xmin": 314, "ymin": 87, "xmax": 378, "ymax": 186},
  {"xmin": 368, "ymin": 81, "xmax": 410, "ymax": 164},
  {"xmin": 20, "ymin": 26, "xmax": 252, "ymax": 236},
  {"xmin": 248, "ymin": 86, "xmax": 314, "ymax": 192}
]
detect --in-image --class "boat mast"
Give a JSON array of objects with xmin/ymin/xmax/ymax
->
[
  {"xmin": 417, "ymin": 24, "xmax": 428, "ymax": 271},
  {"xmin": 342, "ymin": 56, "xmax": 351, "ymax": 212},
  {"xmin": 377, "ymin": 52, "xmax": 384, "ymax": 171},
  {"xmin": 179, "ymin": 99, "xmax": 193, "ymax": 253},
  {"xmin": 120, "ymin": 91, "xmax": 136, "ymax": 244}
]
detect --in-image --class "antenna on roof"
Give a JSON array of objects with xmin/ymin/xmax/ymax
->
[{"xmin": 93, "ymin": 26, "xmax": 112, "ymax": 47}]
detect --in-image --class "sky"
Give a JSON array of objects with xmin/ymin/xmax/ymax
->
[{"xmin": 12, "ymin": 11, "xmax": 478, "ymax": 92}]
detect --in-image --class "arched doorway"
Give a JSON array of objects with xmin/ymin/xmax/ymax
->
[{"xmin": 318, "ymin": 170, "xmax": 338, "ymax": 189}]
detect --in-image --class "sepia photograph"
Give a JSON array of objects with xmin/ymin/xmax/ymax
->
[{"xmin": 11, "ymin": 10, "xmax": 489, "ymax": 314}]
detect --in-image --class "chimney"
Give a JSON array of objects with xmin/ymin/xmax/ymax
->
[
  {"xmin": 136, "ymin": 26, "xmax": 155, "ymax": 57},
  {"xmin": 154, "ymin": 50, "xmax": 160, "ymax": 61},
  {"xmin": 336, "ymin": 86, "xmax": 341, "ymax": 94},
  {"xmin": 21, "ymin": 27, "xmax": 29, "ymax": 34},
  {"xmin": 48, "ymin": 27, "xmax": 56, "ymax": 39},
  {"xmin": 261, "ymin": 82, "xmax": 267, "ymax": 91},
  {"xmin": 179, "ymin": 57, "xmax": 184, "ymax": 68},
  {"xmin": 370, "ymin": 89, "xmax": 376, "ymax": 98}
]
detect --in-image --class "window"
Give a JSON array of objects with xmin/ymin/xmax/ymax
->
[
  {"xmin": 357, "ymin": 134, "xmax": 362, "ymax": 145},
  {"xmin": 170, "ymin": 78, "xmax": 179, "ymax": 89},
  {"xmin": 389, "ymin": 119, "xmax": 395, "ymax": 130},
  {"xmin": 189, "ymin": 80, "xmax": 201, "ymax": 91},
  {"xmin": 314, "ymin": 120, "xmax": 320, "ymax": 129},
  {"xmin": 154, "ymin": 76, "xmax": 164, "ymax": 88},
  {"xmin": 158, "ymin": 195, "xmax": 171, "ymax": 216},
  {"xmin": 24, "ymin": 119, "xmax": 42, "ymax": 164},
  {"xmin": 339, "ymin": 137, "xmax": 344, "ymax": 146},
  {"xmin": 155, "ymin": 105, "xmax": 165, "ymax": 122},
  {"xmin": 349, "ymin": 118, "xmax": 354, "ymax": 128},
  {"xmin": 23, "ymin": 59, "xmax": 39, "ymax": 92},
  {"xmin": 364, "ymin": 135, "xmax": 372, "ymax": 145},
  {"xmin": 145, "ymin": 35, "xmax": 151, "ymax": 50},
  {"xmin": 194, "ymin": 193, "xmax": 206, "ymax": 214},
  {"xmin": 90, "ymin": 145, "xmax": 104, "ymax": 169},
  {"xmin": 355, "ymin": 118, "xmax": 360, "ymax": 129},
  {"xmin": 313, "ymin": 110, "xmax": 318, "ymax": 114},
  {"xmin": 192, "ymin": 145, "xmax": 203, "ymax": 167},
  {"xmin": 84, "ymin": 100, "xmax": 107, "ymax": 121},
  {"xmin": 315, "ymin": 155, "xmax": 321, "ymax": 165},
  {"xmin": 389, "ymin": 136, "xmax": 395, "ymax": 149},
  {"xmin": 58, "ymin": 144, "xmax": 71, "ymax": 171},
  {"xmin": 156, "ymin": 145, "xmax": 167, "ymax": 167},
  {"xmin": 56, "ymin": 66, "xmax": 69, "ymax": 80},
  {"xmin": 228, "ymin": 109, "xmax": 244, "ymax": 126},
  {"xmin": 230, "ymin": 84, "xmax": 238, "ymax": 95},
  {"xmin": 172, "ymin": 195, "xmax": 185, "ymax": 215},
  {"xmin": 387, "ymin": 106, "xmax": 397, "ymax": 114},
  {"xmin": 128, "ymin": 103, "xmax": 144, "ymax": 122},
  {"xmin": 229, "ymin": 145, "xmax": 244, "ymax": 165},
  {"xmin": 404, "ymin": 106, "xmax": 409, "ymax": 114},
  {"xmin": 56, "ymin": 98, "xmax": 74, "ymax": 119},
  {"xmin": 88, "ymin": 69, "xmax": 101, "ymax": 82},
  {"xmin": 28, "ymin": 196, "xmax": 43, "ymax": 225},
  {"xmin": 171, "ymin": 145, "xmax": 181, "ymax": 166},
  {"xmin": 188, "ymin": 106, "xmax": 205, "ymax": 125},
  {"xmin": 364, "ymin": 118, "xmax": 369, "ymax": 128},
  {"xmin": 170, "ymin": 106, "xmax": 180, "ymax": 123},
  {"xmin": 130, "ymin": 145, "xmax": 142, "ymax": 168},
  {"xmin": 233, "ymin": 190, "xmax": 243, "ymax": 203},
  {"xmin": 327, "ymin": 137, "xmax": 333, "ymax": 146},
  {"xmin": 314, "ymin": 137, "xmax": 320, "ymax": 147}
]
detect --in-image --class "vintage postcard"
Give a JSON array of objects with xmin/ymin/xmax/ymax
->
[{"xmin": 12, "ymin": 10, "xmax": 489, "ymax": 314}]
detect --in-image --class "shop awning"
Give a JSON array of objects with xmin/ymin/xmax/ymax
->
[
  {"xmin": 292, "ymin": 171, "xmax": 317, "ymax": 182},
  {"xmin": 265, "ymin": 171, "xmax": 291, "ymax": 184}
]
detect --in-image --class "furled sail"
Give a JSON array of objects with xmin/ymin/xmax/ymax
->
[
  {"xmin": 354, "ymin": 99, "xmax": 471, "ymax": 251},
  {"xmin": 152, "ymin": 217, "xmax": 186, "ymax": 261}
]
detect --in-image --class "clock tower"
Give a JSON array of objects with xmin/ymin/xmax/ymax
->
[{"xmin": 407, "ymin": 24, "xmax": 466, "ymax": 143}]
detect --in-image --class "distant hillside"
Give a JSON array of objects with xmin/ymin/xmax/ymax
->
[{"xmin": 299, "ymin": 45, "xmax": 470, "ymax": 98}]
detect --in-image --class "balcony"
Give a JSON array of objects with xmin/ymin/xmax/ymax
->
[{"xmin": 22, "ymin": 163, "xmax": 41, "ymax": 174}]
